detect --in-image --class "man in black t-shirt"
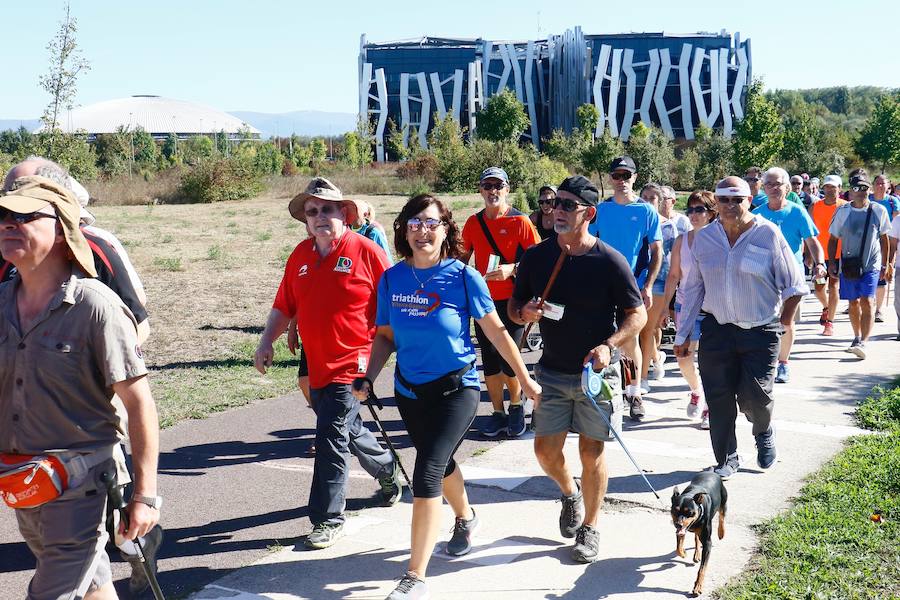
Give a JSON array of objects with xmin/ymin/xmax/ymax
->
[{"xmin": 509, "ymin": 175, "xmax": 646, "ymax": 564}]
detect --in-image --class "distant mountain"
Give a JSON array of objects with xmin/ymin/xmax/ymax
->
[
  {"xmin": 227, "ymin": 110, "xmax": 357, "ymax": 138},
  {"xmin": 0, "ymin": 119, "xmax": 41, "ymax": 132}
]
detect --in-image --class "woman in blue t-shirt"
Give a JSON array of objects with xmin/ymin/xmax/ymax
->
[{"xmin": 352, "ymin": 194, "xmax": 541, "ymax": 600}]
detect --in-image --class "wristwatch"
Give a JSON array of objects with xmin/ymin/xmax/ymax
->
[
  {"xmin": 600, "ymin": 341, "xmax": 617, "ymax": 354},
  {"xmin": 132, "ymin": 494, "xmax": 163, "ymax": 510}
]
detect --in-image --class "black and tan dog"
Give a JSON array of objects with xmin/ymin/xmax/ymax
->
[{"xmin": 670, "ymin": 471, "xmax": 728, "ymax": 596}]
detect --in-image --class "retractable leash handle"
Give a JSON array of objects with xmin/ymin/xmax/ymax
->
[{"xmin": 581, "ymin": 364, "xmax": 661, "ymax": 501}]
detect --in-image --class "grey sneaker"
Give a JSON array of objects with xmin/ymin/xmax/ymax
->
[
  {"xmin": 127, "ymin": 524, "xmax": 163, "ymax": 595},
  {"xmin": 559, "ymin": 481, "xmax": 584, "ymax": 538},
  {"xmin": 711, "ymin": 452, "xmax": 741, "ymax": 480},
  {"xmin": 304, "ymin": 521, "xmax": 344, "ymax": 549},
  {"xmin": 378, "ymin": 462, "xmax": 403, "ymax": 506},
  {"xmin": 845, "ymin": 337, "xmax": 861, "ymax": 353},
  {"xmin": 446, "ymin": 509, "xmax": 479, "ymax": 556},
  {"xmin": 849, "ymin": 341, "xmax": 867, "ymax": 359},
  {"xmin": 480, "ymin": 411, "xmax": 508, "ymax": 437},
  {"xmin": 874, "ymin": 311, "xmax": 884, "ymax": 323},
  {"xmin": 571, "ymin": 524, "xmax": 601, "ymax": 563},
  {"xmin": 627, "ymin": 395, "xmax": 645, "ymax": 421},
  {"xmin": 507, "ymin": 403, "xmax": 527, "ymax": 437},
  {"xmin": 755, "ymin": 426, "xmax": 777, "ymax": 469},
  {"xmin": 385, "ymin": 571, "xmax": 429, "ymax": 600}
]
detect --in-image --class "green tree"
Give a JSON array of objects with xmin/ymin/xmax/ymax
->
[
  {"xmin": 38, "ymin": 1, "xmax": 90, "ymax": 159},
  {"xmin": 385, "ymin": 118, "xmax": 409, "ymax": 162},
  {"xmin": 254, "ymin": 142, "xmax": 283, "ymax": 175},
  {"xmin": 476, "ymin": 89, "xmax": 530, "ymax": 144},
  {"xmin": 855, "ymin": 94, "xmax": 900, "ymax": 172},
  {"xmin": 94, "ymin": 129, "xmax": 131, "ymax": 176},
  {"xmin": 732, "ymin": 80, "xmax": 784, "ymax": 172},
  {"xmin": 579, "ymin": 130, "xmax": 624, "ymax": 197},
  {"xmin": 694, "ymin": 126, "xmax": 734, "ymax": 189},
  {"xmin": 162, "ymin": 132, "xmax": 178, "ymax": 162},
  {"xmin": 625, "ymin": 123, "xmax": 674, "ymax": 188},
  {"xmin": 309, "ymin": 138, "xmax": 328, "ymax": 170},
  {"xmin": 429, "ymin": 114, "xmax": 469, "ymax": 192},
  {"xmin": 182, "ymin": 135, "xmax": 215, "ymax": 165},
  {"xmin": 575, "ymin": 104, "xmax": 600, "ymax": 142},
  {"xmin": 542, "ymin": 128, "xmax": 585, "ymax": 169},
  {"xmin": 0, "ymin": 127, "xmax": 36, "ymax": 160},
  {"xmin": 132, "ymin": 127, "xmax": 159, "ymax": 168}
]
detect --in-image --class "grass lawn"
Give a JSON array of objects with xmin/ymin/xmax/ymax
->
[
  {"xmin": 717, "ymin": 382, "xmax": 900, "ymax": 599},
  {"xmin": 90, "ymin": 190, "xmax": 484, "ymax": 427}
]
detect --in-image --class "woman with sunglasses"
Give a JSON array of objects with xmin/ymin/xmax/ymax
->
[
  {"xmin": 529, "ymin": 185, "xmax": 557, "ymax": 240},
  {"xmin": 660, "ymin": 190, "xmax": 717, "ymax": 429},
  {"xmin": 353, "ymin": 194, "xmax": 541, "ymax": 600}
]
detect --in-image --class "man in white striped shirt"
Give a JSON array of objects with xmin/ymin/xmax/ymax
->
[{"xmin": 674, "ymin": 176, "xmax": 809, "ymax": 479}]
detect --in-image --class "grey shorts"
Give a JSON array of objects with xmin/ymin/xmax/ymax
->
[
  {"xmin": 15, "ymin": 458, "xmax": 116, "ymax": 600},
  {"xmin": 533, "ymin": 364, "xmax": 622, "ymax": 442}
]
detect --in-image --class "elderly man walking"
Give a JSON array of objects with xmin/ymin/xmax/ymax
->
[
  {"xmin": 675, "ymin": 177, "xmax": 809, "ymax": 479},
  {"xmin": 254, "ymin": 177, "xmax": 401, "ymax": 550},
  {"xmin": 0, "ymin": 176, "xmax": 160, "ymax": 600}
]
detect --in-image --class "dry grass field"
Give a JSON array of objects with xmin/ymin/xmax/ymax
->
[{"xmin": 91, "ymin": 189, "xmax": 485, "ymax": 427}]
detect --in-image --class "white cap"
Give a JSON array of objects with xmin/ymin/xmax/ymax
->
[
  {"xmin": 714, "ymin": 178, "xmax": 752, "ymax": 197},
  {"xmin": 822, "ymin": 175, "xmax": 842, "ymax": 188}
]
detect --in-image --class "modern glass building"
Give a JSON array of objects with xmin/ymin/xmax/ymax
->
[{"xmin": 359, "ymin": 28, "xmax": 751, "ymax": 161}]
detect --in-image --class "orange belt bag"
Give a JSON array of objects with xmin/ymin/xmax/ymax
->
[{"xmin": 0, "ymin": 453, "xmax": 69, "ymax": 509}]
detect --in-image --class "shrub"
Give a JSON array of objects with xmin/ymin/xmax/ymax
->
[
  {"xmin": 179, "ymin": 157, "xmax": 263, "ymax": 203},
  {"xmin": 694, "ymin": 126, "xmax": 735, "ymax": 189},
  {"xmin": 625, "ymin": 123, "xmax": 675, "ymax": 187},
  {"xmin": 281, "ymin": 156, "xmax": 299, "ymax": 177},
  {"xmin": 397, "ymin": 154, "xmax": 438, "ymax": 184},
  {"xmin": 671, "ymin": 148, "xmax": 699, "ymax": 190}
]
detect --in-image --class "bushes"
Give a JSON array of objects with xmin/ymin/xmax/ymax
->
[{"xmin": 179, "ymin": 157, "xmax": 263, "ymax": 203}]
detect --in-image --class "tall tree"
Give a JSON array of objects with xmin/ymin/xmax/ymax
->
[
  {"xmin": 855, "ymin": 94, "xmax": 900, "ymax": 173},
  {"xmin": 39, "ymin": 1, "xmax": 90, "ymax": 158},
  {"xmin": 732, "ymin": 80, "xmax": 783, "ymax": 171},
  {"xmin": 476, "ymin": 89, "xmax": 530, "ymax": 144}
]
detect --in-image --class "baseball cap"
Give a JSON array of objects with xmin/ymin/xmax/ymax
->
[
  {"xmin": 480, "ymin": 167, "xmax": 509, "ymax": 185},
  {"xmin": 0, "ymin": 176, "xmax": 97, "ymax": 277},
  {"xmin": 538, "ymin": 185, "xmax": 558, "ymax": 196},
  {"xmin": 714, "ymin": 178, "xmax": 752, "ymax": 197},
  {"xmin": 849, "ymin": 173, "xmax": 871, "ymax": 188},
  {"xmin": 608, "ymin": 155, "xmax": 637, "ymax": 174},
  {"xmin": 558, "ymin": 175, "xmax": 600, "ymax": 206},
  {"xmin": 822, "ymin": 175, "xmax": 842, "ymax": 188}
]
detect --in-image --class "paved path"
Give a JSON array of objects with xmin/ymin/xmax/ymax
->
[{"xmin": 1, "ymin": 294, "xmax": 897, "ymax": 599}]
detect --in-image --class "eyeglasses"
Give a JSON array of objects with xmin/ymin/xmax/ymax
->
[
  {"xmin": 743, "ymin": 176, "xmax": 759, "ymax": 183},
  {"xmin": 304, "ymin": 203, "xmax": 341, "ymax": 218},
  {"xmin": 0, "ymin": 208, "xmax": 58, "ymax": 224},
  {"xmin": 851, "ymin": 185, "xmax": 870, "ymax": 192},
  {"xmin": 685, "ymin": 206, "xmax": 709, "ymax": 215},
  {"xmin": 714, "ymin": 196, "xmax": 746, "ymax": 205},
  {"xmin": 553, "ymin": 198, "xmax": 591, "ymax": 212},
  {"xmin": 609, "ymin": 172, "xmax": 632, "ymax": 181},
  {"xmin": 480, "ymin": 182, "xmax": 506, "ymax": 191},
  {"xmin": 763, "ymin": 181, "xmax": 785, "ymax": 188},
  {"xmin": 537, "ymin": 198, "xmax": 554, "ymax": 205},
  {"xmin": 407, "ymin": 218, "xmax": 445, "ymax": 232}
]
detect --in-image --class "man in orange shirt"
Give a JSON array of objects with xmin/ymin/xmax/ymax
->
[
  {"xmin": 810, "ymin": 175, "xmax": 846, "ymax": 336},
  {"xmin": 462, "ymin": 167, "xmax": 541, "ymax": 437}
]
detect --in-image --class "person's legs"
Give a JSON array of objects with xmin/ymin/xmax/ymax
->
[
  {"xmin": 343, "ymin": 388, "xmax": 394, "ymax": 480},
  {"xmin": 875, "ymin": 281, "xmax": 887, "ymax": 317},
  {"xmin": 827, "ymin": 277, "xmax": 840, "ymax": 321},
  {"xmin": 639, "ymin": 295, "xmax": 666, "ymax": 381},
  {"xmin": 308, "ymin": 385, "xmax": 355, "ymax": 527},
  {"xmin": 578, "ymin": 436, "xmax": 607, "ymax": 527},
  {"xmin": 777, "ymin": 302, "xmax": 796, "ymax": 363},
  {"xmin": 894, "ymin": 269, "xmax": 900, "ymax": 335},
  {"xmin": 848, "ymin": 299, "xmax": 861, "ymax": 338},
  {"xmin": 621, "ymin": 334, "xmax": 643, "ymax": 395},
  {"xmin": 697, "ymin": 319, "xmax": 742, "ymax": 466},
  {"xmin": 859, "ymin": 295, "xmax": 874, "ymax": 341},
  {"xmin": 814, "ymin": 281, "xmax": 828, "ymax": 309},
  {"xmin": 734, "ymin": 325, "xmax": 780, "ymax": 437},
  {"xmin": 407, "ymin": 496, "xmax": 443, "ymax": 578}
]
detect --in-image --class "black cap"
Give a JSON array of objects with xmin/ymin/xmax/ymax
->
[
  {"xmin": 558, "ymin": 175, "xmax": 599, "ymax": 206},
  {"xmin": 609, "ymin": 155, "xmax": 637, "ymax": 174},
  {"xmin": 850, "ymin": 173, "xmax": 871, "ymax": 187}
]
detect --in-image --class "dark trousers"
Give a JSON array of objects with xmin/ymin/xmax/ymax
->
[
  {"xmin": 395, "ymin": 385, "xmax": 480, "ymax": 498},
  {"xmin": 698, "ymin": 318, "xmax": 781, "ymax": 466},
  {"xmin": 308, "ymin": 383, "xmax": 394, "ymax": 526},
  {"xmin": 473, "ymin": 299, "xmax": 524, "ymax": 377}
]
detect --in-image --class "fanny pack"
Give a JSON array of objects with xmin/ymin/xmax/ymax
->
[
  {"xmin": 0, "ymin": 447, "xmax": 115, "ymax": 509},
  {"xmin": 396, "ymin": 362, "xmax": 475, "ymax": 399}
]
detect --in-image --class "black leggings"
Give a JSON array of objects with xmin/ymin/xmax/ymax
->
[{"xmin": 395, "ymin": 385, "xmax": 480, "ymax": 498}]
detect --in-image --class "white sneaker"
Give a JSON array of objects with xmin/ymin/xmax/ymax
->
[
  {"xmin": 686, "ymin": 392, "xmax": 702, "ymax": 419},
  {"xmin": 650, "ymin": 358, "xmax": 664, "ymax": 380},
  {"xmin": 639, "ymin": 381, "xmax": 650, "ymax": 395},
  {"xmin": 699, "ymin": 410, "xmax": 710, "ymax": 430},
  {"xmin": 848, "ymin": 341, "xmax": 867, "ymax": 359}
]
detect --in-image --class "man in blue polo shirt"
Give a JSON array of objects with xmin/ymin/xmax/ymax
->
[
  {"xmin": 587, "ymin": 155, "xmax": 661, "ymax": 420},
  {"xmin": 754, "ymin": 167, "xmax": 826, "ymax": 384}
]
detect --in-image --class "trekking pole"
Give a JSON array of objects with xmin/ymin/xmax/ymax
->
[
  {"xmin": 581, "ymin": 364, "xmax": 661, "ymax": 501},
  {"xmin": 99, "ymin": 470, "xmax": 166, "ymax": 600},
  {"xmin": 519, "ymin": 244, "xmax": 569, "ymax": 350},
  {"xmin": 362, "ymin": 389, "xmax": 414, "ymax": 490}
]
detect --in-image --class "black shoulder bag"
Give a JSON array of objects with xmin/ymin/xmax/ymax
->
[
  {"xmin": 840, "ymin": 206, "xmax": 873, "ymax": 280},
  {"xmin": 475, "ymin": 209, "xmax": 526, "ymax": 268}
]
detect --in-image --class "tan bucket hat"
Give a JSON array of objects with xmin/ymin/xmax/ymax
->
[
  {"xmin": 288, "ymin": 177, "xmax": 359, "ymax": 225},
  {"xmin": 0, "ymin": 175, "xmax": 97, "ymax": 277}
]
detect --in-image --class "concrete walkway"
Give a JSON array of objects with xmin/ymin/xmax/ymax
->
[{"xmin": 185, "ymin": 294, "xmax": 898, "ymax": 600}]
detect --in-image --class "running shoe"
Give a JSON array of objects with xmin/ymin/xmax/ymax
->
[
  {"xmin": 774, "ymin": 362, "xmax": 790, "ymax": 384},
  {"xmin": 686, "ymin": 392, "xmax": 701, "ymax": 419},
  {"xmin": 507, "ymin": 404, "xmax": 527, "ymax": 437},
  {"xmin": 819, "ymin": 307, "xmax": 829, "ymax": 325},
  {"xmin": 559, "ymin": 481, "xmax": 584, "ymax": 538},
  {"xmin": 755, "ymin": 427, "xmax": 777, "ymax": 470},
  {"xmin": 305, "ymin": 522, "xmax": 344, "ymax": 549},
  {"xmin": 571, "ymin": 524, "xmax": 601, "ymax": 563},
  {"xmin": 699, "ymin": 410, "xmax": 710, "ymax": 430},
  {"xmin": 480, "ymin": 411, "xmax": 508, "ymax": 437},
  {"xmin": 446, "ymin": 509, "xmax": 479, "ymax": 556},
  {"xmin": 822, "ymin": 321, "xmax": 834, "ymax": 336},
  {"xmin": 385, "ymin": 572, "xmax": 429, "ymax": 600},
  {"xmin": 710, "ymin": 452, "xmax": 741, "ymax": 480},
  {"xmin": 849, "ymin": 341, "xmax": 867, "ymax": 359},
  {"xmin": 628, "ymin": 396, "xmax": 645, "ymax": 421}
]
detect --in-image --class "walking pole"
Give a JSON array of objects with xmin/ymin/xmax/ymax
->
[
  {"xmin": 581, "ymin": 364, "xmax": 661, "ymax": 501},
  {"xmin": 519, "ymin": 244, "xmax": 569, "ymax": 350},
  {"xmin": 99, "ymin": 470, "xmax": 166, "ymax": 600},
  {"xmin": 362, "ymin": 389, "xmax": 414, "ymax": 490}
]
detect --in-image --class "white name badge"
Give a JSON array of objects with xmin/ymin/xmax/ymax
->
[
  {"xmin": 487, "ymin": 254, "xmax": 501, "ymax": 272},
  {"xmin": 542, "ymin": 301, "xmax": 565, "ymax": 321}
]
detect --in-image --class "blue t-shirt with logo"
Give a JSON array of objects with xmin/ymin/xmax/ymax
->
[
  {"xmin": 869, "ymin": 194, "xmax": 900, "ymax": 218},
  {"xmin": 752, "ymin": 202, "xmax": 818, "ymax": 265},
  {"xmin": 588, "ymin": 200, "xmax": 662, "ymax": 280},
  {"xmin": 375, "ymin": 259, "xmax": 494, "ymax": 398}
]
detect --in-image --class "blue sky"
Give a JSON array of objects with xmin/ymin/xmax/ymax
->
[{"xmin": 3, "ymin": 0, "xmax": 898, "ymax": 119}]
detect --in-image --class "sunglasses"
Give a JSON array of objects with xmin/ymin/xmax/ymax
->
[
  {"xmin": 553, "ymin": 198, "xmax": 591, "ymax": 212},
  {"xmin": 743, "ymin": 176, "xmax": 759, "ymax": 183},
  {"xmin": 537, "ymin": 198, "xmax": 554, "ymax": 205},
  {"xmin": 304, "ymin": 203, "xmax": 341, "ymax": 218},
  {"xmin": 407, "ymin": 218, "xmax": 444, "ymax": 232},
  {"xmin": 480, "ymin": 182, "xmax": 506, "ymax": 191},
  {"xmin": 685, "ymin": 206, "xmax": 709, "ymax": 215},
  {"xmin": 609, "ymin": 172, "xmax": 632, "ymax": 181},
  {"xmin": 0, "ymin": 207, "xmax": 58, "ymax": 224},
  {"xmin": 851, "ymin": 185, "xmax": 870, "ymax": 192},
  {"xmin": 714, "ymin": 196, "xmax": 746, "ymax": 205}
]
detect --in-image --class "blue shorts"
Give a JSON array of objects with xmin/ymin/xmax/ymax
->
[
  {"xmin": 839, "ymin": 270, "xmax": 878, "ymax": 300},
  {"xmin": 674, "ymin": 303, "xmax": 703, "ymax": 342}
]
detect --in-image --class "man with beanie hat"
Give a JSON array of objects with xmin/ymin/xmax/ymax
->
[{"xmin": 510, "ymin": 175, "xmax": 646, "ymax": 564}]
